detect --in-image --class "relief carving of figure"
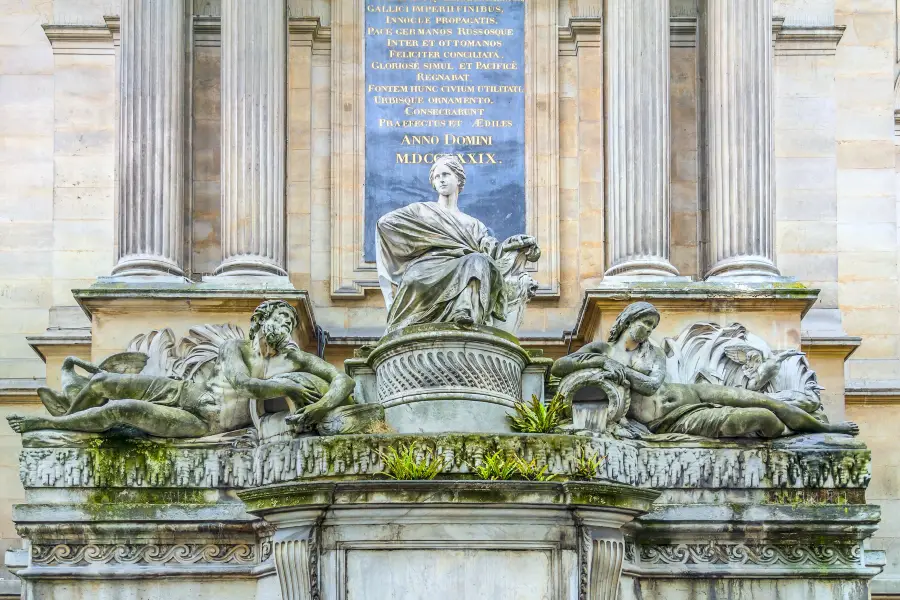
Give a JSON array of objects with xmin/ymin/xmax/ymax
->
[
  {"xmin": 7, "ymin": 300, "xmax": 376, "ymax": 438},
  {"xmin": 551, "ymin": 302, "xmax": 858, "ymax": 439},
  {"xmin": 375, "ymin": 154, "xmax": 540, "ymax": 335}
]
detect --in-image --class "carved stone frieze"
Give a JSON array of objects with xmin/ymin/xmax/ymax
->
[
  {"xmin": 375, "ymin": 348, "xmax": 523, "ymax": 407},
  {"xmin": 633, "ymin": 542, "xmax": 862, "ymax": 568},
  {"xmin": 31, "ymin": 543, "xmax": 259, "ymax": 566},
  {"xmin": 20, "ymin": 434, "xmax": 871, "ymax": 490}
]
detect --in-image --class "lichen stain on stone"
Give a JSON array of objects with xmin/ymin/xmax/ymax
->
[{"xmin": 85, "ymin": 436, "xmax": 175, "ymax": 488}]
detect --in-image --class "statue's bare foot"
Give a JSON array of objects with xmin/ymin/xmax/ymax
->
[
  {"xmin": 827, "ymin": 421, "xmax": 859, "ymax": 436},
  {"xmin": 451, "ymin": 309, "xmax": 474, "ymax": 326},
  {"xmin": 7, "ymin": 414, "xmax": 51, "ymax": 434}
]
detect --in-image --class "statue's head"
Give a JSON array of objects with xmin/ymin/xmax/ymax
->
[
  {"xmin": 607, "ymin": 301, "xmax": 660, "ymax": 345},
  {"xmin": 429, "ymin": 154, "xmax": 466, "ymax": 196},
  {"xmin": 250, "ymin": 300, "xmax": 300, "ymax": 350}
]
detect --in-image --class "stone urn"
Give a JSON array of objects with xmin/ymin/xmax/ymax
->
[{"xmin": 345, "ymin": 323, "xmax": 551, "ymax": 433}]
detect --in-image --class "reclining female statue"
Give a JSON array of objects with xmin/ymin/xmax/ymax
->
[
  {"xmin": 375, "ymin": 154, "xmax": 540, "ymax": 335},
  {"xmin": 551, "ymin": 302, "xmax": 859, "ymax": 438},
  {"xmin": 7, "ymin": 300, "xmax": 367, "ymax": 438}
]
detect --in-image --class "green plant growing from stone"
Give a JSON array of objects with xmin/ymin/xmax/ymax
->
[
  {"xmin": 511, "ymin": 456, "xmax": 556, "ymax": 482},
  {"xmin": 507, "ymin": 394, "xmax": 569, "ymax": 434},
  {"xmin": 377, "ymin": 441, "xmax": 444, "ymax": 480},
  {"xmin": 471, "ymin": 450, "xmax": 521, "ymax": 480},
  {"xmin": 570, "ymin": 446, "xmax": 606, "ymax": 480}
]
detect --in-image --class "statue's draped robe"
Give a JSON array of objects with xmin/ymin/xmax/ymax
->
[{"xmin": 376, "ymin": 202, "xmax": 506, "ymax": 334}]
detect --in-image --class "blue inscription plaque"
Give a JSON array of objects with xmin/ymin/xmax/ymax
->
[{"xmin": 364, "ymin": 0, "xmax": 526, "ymax": 261}]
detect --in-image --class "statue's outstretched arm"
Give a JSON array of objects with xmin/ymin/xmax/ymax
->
[
  {"xmin": 290, "ymin": 350, "xmax": 354, "ymax": 406},
  {"xmin": 283, "ymin": 350, "xmax": 355, "ymax": 426},
  {"xmin": 550, "ymin": 342, "xmax": 612, "ymax": 378}
]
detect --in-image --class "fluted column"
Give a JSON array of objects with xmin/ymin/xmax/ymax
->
[
  {"xmin": 112, "ymin": 0, "xmax": 187, "ymax": 278},
  {"xmin": 701, "ymin": 0, "xmax": 780, "ymax": 279},
  {"xmin": 604, "ymin": 0, "xmax": 678, "ymax": 277},
  {"xmin": 216, "ymin": 0, "xmax": 288, "ymax": 277}
]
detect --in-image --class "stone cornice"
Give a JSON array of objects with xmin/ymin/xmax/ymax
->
[
  {"xmin": 26, "ymin": 333, "xmax": 91, "ymax": 363},
  {"xmin": 71, "ymin": 285, "xmax": 320, "ymax": 351},
  {"xmin": 42, "ymin": 24, "xmax": 114, "ymax": 55},
  {"xmin": 0, "ymin": 379, "xmax": 43, "ymax": 404},
  {"xmin": 558, "ymin": 17, "xmax": 601, "ymax": 56},
  {"xmin": 573, "ymin": 283, "xmax": 820, "ymax": 344},
  {"xmin": 800, "ymin": 335, "xmax": 862, "ymax": 361},
  {"xmin": 774, "ymin": 23, "xmax": 846, "ymax": 56},
  {"xmin": 192, "ymin": 15, "xmax": 332, "ymax": 48},
  {"xmin": 845, "ymin": 382, "xmax": 900, "ymax": 406}
]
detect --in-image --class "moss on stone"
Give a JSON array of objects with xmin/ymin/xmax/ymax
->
[{"xmin": 85, "ymin": 436, "xmax": 175, "ymax": 487}]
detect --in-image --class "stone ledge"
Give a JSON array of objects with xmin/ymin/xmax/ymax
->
[
  {"xmin": 0, "ymin": 379, "xmax": 43, "ymax": 404},
  {"xmin": 0, "ymin": 580, "xmax": 19, "ymax": 598},
  {"xmin": 801, "ymin": 334, "xmax": 862, "ymax": 360},
  {"xmin": 26, "ymin": 332, "xmax": 91, "ymax": 364},
  {"xmin": 71, "ymin": 284, "xmax": 320, "ymax": 352},
  {"xmin": 239, "ymin": 479, "xmax": 660, "ymax": 514},
  {"xmin": 574, "ymin": 282, "xmax": 820, "ymax": 343},
  {"xmin": 846, "ymin": 381, "xmax": 900, "ymax": 406},
  {"xmin": 624, "ymin": 502, "xmax": 882, "ymax": 579}
]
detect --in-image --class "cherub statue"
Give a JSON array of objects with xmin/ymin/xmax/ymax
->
[
  {"xmin": 551, "ymin": 302, "xmax": 858, "ymax": 439},
  {"xmin": 721, "ymin": 345, "xmax": 804, "ymax": 392},
  {"xmin": 7, "ymin": 300, "xmax": 379, "ymax": 438}
]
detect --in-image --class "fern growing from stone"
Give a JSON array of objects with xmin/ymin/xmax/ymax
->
[
  {"xmin": 471, "ymin": 450, "xmax": 520, "ymax": 480},
  {"xmin": 377, "ymin": 442, "xmax": 444, "ymax": 480},
  {"xmin": 571, "ymin": 446, "xmax": 606, "ymax": 480},
  {"xmin": 470, "ymin": 450, "xmax": 557, "ymax": 482},
  {"xmin": 511, "ymin": 456, "xmax": 556, "ymax": 482},
  {"xmin": 507, "ymin": 394, "xmax": 569, "ymax": 433}
]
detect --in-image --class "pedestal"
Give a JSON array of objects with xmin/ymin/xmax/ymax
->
[
  {"xmin": 243, "ymin": 480, "xmax": 657, "ymax": 600},
  {"xmin": 347, "ymin": 324, "xmax": 551, "ymax": 434},
  {"xmin": 12, "ymin": 432, "xmax": 882, "ymax": 600}
]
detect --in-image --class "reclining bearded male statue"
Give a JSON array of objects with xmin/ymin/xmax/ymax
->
[
  {"xmin": 375, "ymin": 153, "xmax": 541, "ymax": 335},
  {"xmin": 7, "ymin": 300, "xmax": 379, "ymax": 439},
  {"xmin": 551, "ymin": 302, "xmax": 859, "ymax": 439}
]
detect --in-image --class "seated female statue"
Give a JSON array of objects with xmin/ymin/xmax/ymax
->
[
  {"xmin": 375, "ymin": 154, "xmax": 540, "ymax": 335},
  {"xmin": 551, "ymin": 302, "xmax": 859, "ymax": 438}
]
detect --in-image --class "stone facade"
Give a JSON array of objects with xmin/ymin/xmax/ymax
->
[{"xmin": 1, "ymin": 0, "xmax": 900, "ymax": 597}]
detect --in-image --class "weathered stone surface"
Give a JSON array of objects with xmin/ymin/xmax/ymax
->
[
  {"xmin": 216, "ymin": 0, "xmax": 288, "ymax": 277},
  {"xmin": 7, "ymin": 300, "xmax": 360, "ymax": 440},
  {"xmin": 246, "ymin": 480, "xmax": 656, "ymax": 600},
  {"xmin": 701, "ymin": 0, "xmax": 780, "ymax": 279},
  {"xmin": 356, "ymin": 323, "xmax": 541, "ymax": 433},
  {"xmin": 18, "ymin": 432, "xmax": 871, "ymax": 490},
  {"xmin": 375, "ymin": 155, "xmax": 540, "ymax": 336},
  {"xmin": 604, "ymin": 0, "xmax": 679, "ymax": 277},
  {"xmin": 555, "ymin": 302, "xmax": 857, "ymax": 439},
  {"xmin": 112, "ymin": 0, "xmax": 187, "ymax": 278}
]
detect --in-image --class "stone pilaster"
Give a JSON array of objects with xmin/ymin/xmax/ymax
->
[
  {"xmin": 217, "ymin": 0, "xmax": 288, "ymax": 277},
  {"xmin": 111, "ymin": 0, "xmax": 187, "ymax": 278},
  {"xmin": 701, "ymin": 0, "xmax": 781, "ymax": 279},
  {"xmin": 604, "ymin": 0, "xmax": 678, "ymax": 277}
]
